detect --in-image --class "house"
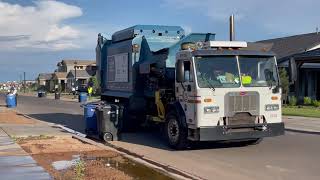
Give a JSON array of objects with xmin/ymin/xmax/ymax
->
[
  {"xmin": 57, "ymin": 60, "xmax": 96, "ymax": 73},
  {"xmin": 66, "ymin": 70, "xmax": 92, "ymax": 91},
  {"xmin": 37, "ymin": 73, "xmax": 54, "ymax": 91},
  {"xmin": 258, "ymin": 32, "xmax": 320, "ymax": 101},
  {"xmin": 55, "ymin": 59, "xmax": 96, "ymax": 92},
  {"xmin": 52, "ymin": 72, "xmax": 68, "ymax": 92}
]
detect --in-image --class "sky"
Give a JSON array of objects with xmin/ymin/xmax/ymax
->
[{"xmin": 0, "ymin": 0, "xmax": 319, "ymax": 82}]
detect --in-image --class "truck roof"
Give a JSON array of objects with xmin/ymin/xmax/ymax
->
[
  {"xmin": 192, "ymin": 49, "xmax": 275, "ymax": 57},
  {"xmin": 112, "ymin": 25, "xmax": 185, "ymax": 43}
]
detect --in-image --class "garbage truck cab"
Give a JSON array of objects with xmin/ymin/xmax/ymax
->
[{"xmin": 167, "ymin": 41, "xmax": 284, "ymax": 148}]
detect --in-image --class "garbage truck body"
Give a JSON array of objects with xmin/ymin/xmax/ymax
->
[{"xmin": 96, "ymin": 25, "xmax": 284, "ymax": 149}]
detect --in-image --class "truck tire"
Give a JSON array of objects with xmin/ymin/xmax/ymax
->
[{"xmin": 165, "ymin": 112, "xmax": 189, "ymax": 150}]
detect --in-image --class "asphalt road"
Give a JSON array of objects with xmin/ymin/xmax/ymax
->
[{"xmin": 2, "ymin": 94, "xmax": 320, "ymax": 180}]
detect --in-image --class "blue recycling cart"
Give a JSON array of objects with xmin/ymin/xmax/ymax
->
[
  {"xmin": 83, "ymin": 103, "xmax": 98, "ymax": 134},
  {"xmin": 79, "ymin": 92, "xmax": 87, "ymax": 103},
  {"xmin": 6, "ymin": 94, "xmax": 16, "ymax": 108}
]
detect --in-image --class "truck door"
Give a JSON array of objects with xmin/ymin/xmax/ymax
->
[{"xmin": 180, "ymin": 60, "xmax": 196, "ymax": 125}]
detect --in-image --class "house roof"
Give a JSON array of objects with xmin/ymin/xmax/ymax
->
[
  {"xmin": 60, "ymin": 60, "xmax": 96, "ymax": 66},
  {"xmin": 38, "ymin": 73, "xmax": 53, "ymax": 80},
  {"xmin": 257, "ymin": 32, "xmax": 320, "ymax": 60},
  {"xmin": 53, "ymin": 72, "xmax": 68, "ymax": 79},
  {"xmin": 67, "ymin": 70, "xmax": 91, "ymax": 79}
]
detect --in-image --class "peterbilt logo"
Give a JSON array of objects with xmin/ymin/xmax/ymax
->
[{"xmin": 239, "ymin": 91, "xmax": 247, "ymax": 96}]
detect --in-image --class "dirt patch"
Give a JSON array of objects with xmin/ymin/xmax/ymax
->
[
  {"xmin": 0, "ymin": 110, "xmax": 37, "ymax": 124},
  {"xmin": 17, "ymin": 136, "xmax": 132, "ymax": 180},
  {"xmin": 18, "ymin": 136, "xmax": 103, "ymax": 154},
  {"xmin": 17, "ymin": 136, "xmax": 173, "ymax": 180}
]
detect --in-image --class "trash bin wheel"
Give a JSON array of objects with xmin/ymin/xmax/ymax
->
[{"xmin": 102, "ymin": 132, "xmax": 113, "ymax": 142}]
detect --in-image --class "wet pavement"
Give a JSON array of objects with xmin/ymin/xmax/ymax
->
[{"xmin": 0, "ymin": 128, "xmax": 51, "ymax": 180}]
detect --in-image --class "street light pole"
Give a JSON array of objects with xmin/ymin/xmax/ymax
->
[
  {"xmin": 23, "ymin": 72, "xmax": 26, "ymax": 93},
  {"xmin": 74, "ymin": 62, "xmax": 77, "ymax": 98}
]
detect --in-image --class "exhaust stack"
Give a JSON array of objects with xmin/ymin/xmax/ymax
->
[{"xmin": 229, "ymin": 15, "xmax": 235, "ymax": 41}]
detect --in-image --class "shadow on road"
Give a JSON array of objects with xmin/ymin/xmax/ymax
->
[
  {"xmin": 27, "ymin": 113, "xmax": 85, "ymax": 133},
  {"xmin": 120, "ymin": 131, "xmax": 172, "ymax": 150},
  {"xmin": 119, "ymin": 129, "xmax": 250, "ymax": 151}
]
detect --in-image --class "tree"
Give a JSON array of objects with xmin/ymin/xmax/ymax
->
[
  {"xmin": 89, "ymin": 75, "xmax": 100, "ymax": 95},
  {"xmin": 279, "ymin": 68, "xmax": 289, "ymax": 102}
]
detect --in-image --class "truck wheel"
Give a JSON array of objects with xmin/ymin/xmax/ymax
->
[{"xmin": 165, "ymin": 112, "xmax": 189, "ymax": 150}]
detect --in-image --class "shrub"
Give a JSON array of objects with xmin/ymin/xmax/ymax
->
[
  {"xmin": 288, "ymin": 96, "xmax": 297, "ymax": 106},
  {"xmin": 312, "ymin": 100, "xmax": 320, "ymax": 107},
  {"xmin": 303, "ymin": 97, "xmax": 312, "ymax": 105},
  {"xmin": 279, "ymin": 68, "xmax": 289, "ymax": 96}
]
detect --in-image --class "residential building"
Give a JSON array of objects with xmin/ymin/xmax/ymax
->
[
  {"xmin": 52, "ymin": 72, "xmax": 68, "ymax": 92},
  {"xmin": 258, "ymin": 32, "xmax": 320, "ymax": 102},
  {"xmin": 37, "ymin": 73, "xmax": 54, "ymax": 91},
  {"xmin": 55, "ymin": 59, "xmax": 96, "ymax": 92},
  {"xmin": 56, "ymin": 60, "xmax": 96, "ymax": 73},
  {"xmin": 67, "ymin": 70, "xmax": 92, "ymax": 92}
]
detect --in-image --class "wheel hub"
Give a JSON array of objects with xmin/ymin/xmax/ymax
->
[{"xmin": 168, "ymin": 118, "xmax": 179, "ymax": 143}]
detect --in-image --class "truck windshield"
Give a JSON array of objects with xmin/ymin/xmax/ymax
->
[
  {"xmin": 238, "ymin": 56, "xmax": 279, "ymax": 87},
  {"xmin": 195, "ymin": 56, "xmax": 240, "ymax": 88}
]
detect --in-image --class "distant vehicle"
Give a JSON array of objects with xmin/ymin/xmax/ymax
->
[
  {"xmin": 96, "ymin": 23, "xmax": 284, "ymax": 149},
  {"xmin": 76, "ymin": 84, "xmax": 87, "ymax": 93}
]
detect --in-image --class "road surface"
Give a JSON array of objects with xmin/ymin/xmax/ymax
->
[{"xmin": 1, "ymin": 94, "xmax": 320, "ymax": 180}]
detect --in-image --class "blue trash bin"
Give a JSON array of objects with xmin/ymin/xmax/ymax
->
[
  {"xmin": 83, "ymin": 103, "xmax": 98, "ymax": 134},
  {"xmin": 79, "ymin": 92, "xmax": 87, "ymax": 103},
  {"xmin": 6, "ymin": 94, "xmax": 16, "ymax": 108}
]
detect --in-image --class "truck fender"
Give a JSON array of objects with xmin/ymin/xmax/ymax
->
[{"xmin": 165, "ymin": 101, "xmax": 187, "ymax": 129}]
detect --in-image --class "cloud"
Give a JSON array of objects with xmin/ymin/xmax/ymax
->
[
  {"xmin": 0, "ymin": 0, "xmax": 83, "ymax": 51},
  {"xmin": 0, "ymin": 35, "xmax": 30, "ymax": 41},
  {"xmin": 163, "ymin": 0, "xmax": 320, "ymax": 36}
]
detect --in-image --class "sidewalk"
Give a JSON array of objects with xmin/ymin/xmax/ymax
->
[
  {"xmin": 283, "ymin": 116, "xmax": 320, "ymax": 133},
  {"xmin": 0, "ymin": 128, "xmax": 51, "ymax": 180}
]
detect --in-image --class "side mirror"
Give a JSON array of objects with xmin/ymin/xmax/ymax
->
[
  {"xmin": 289, "ymin": 57, "xmax": 297, "ymax": 83},
  {"xmin": 272, "ymin": 85, "xmax": 280, "ymax": 93},
  {"xmin": 176, "ymin": 60, "xmax": 184, "ymax": 83}
]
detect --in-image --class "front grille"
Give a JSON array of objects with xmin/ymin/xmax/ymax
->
[
  {"xmin": 227, "ymin": 112, "xmax": 256, "ymax": 125},
  {"xmin": 225, "ymin": 91, "xmax": 259, "ymax": 116}
]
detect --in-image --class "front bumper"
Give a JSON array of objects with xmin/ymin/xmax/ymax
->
[{"xmin": 198, "ymin": 122, "xmax": 285, "ymax": 141}]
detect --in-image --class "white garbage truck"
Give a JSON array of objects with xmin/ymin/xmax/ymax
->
[{"xmin": 96, "ymin": 24, "xmax": 284, "ymax": 149}]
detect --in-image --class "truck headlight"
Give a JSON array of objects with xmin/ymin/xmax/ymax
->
[
  {"xmin": 204, "ymin": 106, "xmax": 219, "ymax": 113},
  {"xmin": 265, "ymin": 104, "xmax": 279, "ymax": 111}
]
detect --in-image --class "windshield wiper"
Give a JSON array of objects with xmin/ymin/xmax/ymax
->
[{"xmin": 200, "ymin": 73, "xmax": 215, "ymax": 92}]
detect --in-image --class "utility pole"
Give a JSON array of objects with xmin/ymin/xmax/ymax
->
[
  {"xmin": 23, "ymin": 72, "xmax": 26, "ymax": 93},
  {"xmin": 74, "ymin": 62, "xmax": 77, "ymax": 98}
]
